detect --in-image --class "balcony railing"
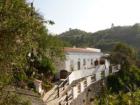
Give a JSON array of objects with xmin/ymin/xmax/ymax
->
[
  {"xmin": 110, "ymin": 64, "xmax": 121, "ymax": 74},
  {"xmin": 56, "ymin": 64, "xmax": 121, "ymax": 102},
  {"xmin": 68, "ymin": 67, "xmax": 97, "ymax": 84}
]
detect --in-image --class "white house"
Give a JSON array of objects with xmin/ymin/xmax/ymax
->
[
  {"xmin": 43, "ymin": 47, "xmax": 120, "ymax": 105},
  {"xmin": 57, "ymin": 47, "xmax": 107, "ymax": 80}
]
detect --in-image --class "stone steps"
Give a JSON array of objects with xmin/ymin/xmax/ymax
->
[
  {"xmin": 45, "ymin": 97, "xmax": 60, "ymax": 105},
  {"xmin": 43, "ymin": 85, "xmax": 58, "ymax": 102}
]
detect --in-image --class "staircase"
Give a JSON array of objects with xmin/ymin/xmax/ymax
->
[
  {"xmin": 42, "ymin": 64, "xmax": 120, "ymax": 105},
  {"xmin": 43, "ymin": 85, "xmax": 58, "ymax": 104},
  {"xmin": 43, "ymin": 68, "xmax": 93, "ymax": 105},
  {"xmin": 43, "ymin": 78, "xmax": 73, "ymax": 105}
]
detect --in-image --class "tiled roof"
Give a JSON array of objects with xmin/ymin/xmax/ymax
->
[{"xmin": 64, "ymin": 47, "xmax": 101, "ymax": 53}]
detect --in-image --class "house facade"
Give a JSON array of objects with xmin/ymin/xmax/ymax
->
[{"xmin": 57, "ymin": 47, "xmax": 108, "ymax": 80}]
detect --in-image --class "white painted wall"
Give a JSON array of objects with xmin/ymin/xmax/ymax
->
[
  {"xmin": 72, "ymin": 86, "xmax": 78, "ymax": 99},
  {"xmin": 95, "ymin": 65, "xmax": 103, "ymax": 81},
  {"xmin": 34, "ymin": 80, "xmax": 44, "ymax": 95},
  {"xmin": 96, "ymin": 71, "xmax": 101, "ymax": 81},
  {"xmin": 64, "ymin": 52, "xmax": 103, "ymax": 72},
  {"xmin": 80, "ymin": 81, "xmax": 84, "ymax": 93},
  {"xmin": 61, "ymin": 63, "xmax": 121, "ymax": 102},
  {"xmin": 105, "ymin": 60, "xmax": 110, "ymax": 76},
  {"xmin": 68, "ymin": 68, "xmax": 95, "ymax": 84},
  {"xmin": 86, "ymin": 76, "xmax": 91, "ymax": 86},
  {"xmin": 56, "ymin": 48, "xmax": 105, "ymax": 79}
]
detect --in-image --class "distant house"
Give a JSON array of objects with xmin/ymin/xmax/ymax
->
[{"xmin": 56, "ymin": 47, "xmax": 107, "ymax": 80}]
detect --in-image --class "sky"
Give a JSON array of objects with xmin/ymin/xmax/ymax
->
[{"xmin": 28, "ymin": 0, "xmax": 140, "ymax": 34}]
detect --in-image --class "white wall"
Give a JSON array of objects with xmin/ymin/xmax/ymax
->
[
  {"xmin": 80, "ymin": 81, "xmax": 84, "ymax": 92},
  {"xmin": 105, "ymin": 60, "xmax": 110, "ymax": 76},
  {"xmin": 72, "ymin": 86, "xmax": 78, "ymax": 99},
  {"xmin": 64, "ymin": 52, "xmax": 103, "ymax": 72},
  {"xmin": 68, "ymin": 68, "xmax": 95, "ymax": 84},
  {"xmin": 34, "ymin": 80, "xmax": 44, "ymax": 95},
  {"xmin": 86, "ymin": 76, "xmax": 91, "ymax": 86}
]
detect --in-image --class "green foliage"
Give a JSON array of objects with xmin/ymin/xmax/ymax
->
[
  {"xmin": 0, "ymin": 92, "xmax": 31, "ymax": 105},
  {"xmin": 59, "ymin": 24, "xmax": 140, "ymax": 54},
  {"xmin": 0, "ymin": 0, "xmax": 45, "ymax": 76},
  {"xmin": 59, "ymin": 29, "xmax": 92, "ymax": 47},
  {"xmin": 128, "ymin": 65, "xmax": 140, "ymax": 86},
  {"xmin": 107, "ymin": 43, "xmax": 140, "ymax": 92},
  {"xmin": 0, "ymin": 0, "xmax": 64, "ymax": 104},
  {"xmin": 42, "ymin": 82, "xmax": 53, "ymax": 92},
  {"xmin": 110, "ymin": 43, "xmax": 137, "ymax": 67},
  {"xmin": 12, "ymin": 68, "xmax": 29, "ymax": 88},
  {"xmin": 94, "ymin": 89, "xmax": 140, "ymax": 105},
  {"xmin": 13, "ymin": 69, "xmax": 27, "ymax": 81},
  {"xmin": 37, "ymin": 56, "xmax": 56, "ymax": 76},
  {"xmin": 0, "ymin": 82, "xmax": 31, "ymax": 105},
  {"xmin": 0, "ymin": 0, "xmax": 64, "ymax": 84},
  {"xmin": 44, "ymin": 35, "xmax": 65, "ymax": 60}
]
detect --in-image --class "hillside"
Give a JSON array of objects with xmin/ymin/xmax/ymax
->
[
  {"xmin": 58, "ymin": 29, "xmax": 92, "ymax": 47},
  {"xmin": 58, "ymin": 24, "xmax": 140, "ymax": 53}
]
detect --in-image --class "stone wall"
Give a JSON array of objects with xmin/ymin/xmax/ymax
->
[{"xmin": 70, "ymin": 79, "xmax": 105, "ymax": 105}]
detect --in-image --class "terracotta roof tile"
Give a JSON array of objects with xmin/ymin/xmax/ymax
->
[{"xmin": 64, "ymin": 47, "xmax": 100, "ymax": 53}]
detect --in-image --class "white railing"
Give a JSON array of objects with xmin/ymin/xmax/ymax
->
[
  {"xmin": 58, "ymin": 90, "xmax": 73, "ymax": 105},
  {"xmin": 59, "ymin": 62, "xmax": 113, "ymax": 87},
  {"xmin": 68, "ymin": 67, "xmax": 96, "ymax": 84},
  {"xmin": 109, "ymin": 64, "xmax": 121, "ymax": 74},
  {"xmin": 44, "ymin": 64, "xmax": 121, "ymax": 105}
]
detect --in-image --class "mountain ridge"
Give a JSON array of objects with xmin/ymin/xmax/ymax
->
[{"xmin": 58, "ymin": 24, "xmax": 140, "ymax": 53}]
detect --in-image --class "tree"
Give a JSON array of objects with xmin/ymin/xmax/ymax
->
[
  {"xmin": 0, "ymin": 0, "xmax": 45, "ymax": 76},
  {"xmin": 0, "ymin": 0, "xmax": 64, "ymax": 104},
  {"xmin": 107, "ymin": 43, "xmax": 140, "ymax": 92},
  {"xmin": 0, "ymin": 0, "xmax": 64, "ymax": 83},
  {"xmin": 110, "ymin": 43, "xmax": 137, "ymax": 67},
  {"xmin": 94, "ymin": 89, "xmax": 140, "ymax": 105}
]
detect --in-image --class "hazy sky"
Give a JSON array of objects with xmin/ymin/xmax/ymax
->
[{"xmin": 28, "ymin": 0, "xmax": 140, "ymax": 34}]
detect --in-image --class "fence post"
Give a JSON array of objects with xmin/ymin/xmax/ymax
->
[
  {"xmin": 57, "ymin": 86, "xmax": 60, "ymax": 97},
  {"xmin": 66, "ymin": 93, "xmax": 68, "ymax": 105}
]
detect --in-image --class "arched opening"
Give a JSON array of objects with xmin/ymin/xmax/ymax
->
[
  {"xmin": 94, "ymin": 59, "xmax": 99, "ymax": 66},
  {"xmin": 60, "ymin": 70, "xmax": 69, "ymax": 79},
  {"xmin": 100, "ymin": 59, "xmax": 105, "ymax": 65},
  {"xmin": 77, "ymin": 59, "xmax": 81, "ymax": 70},
  {"xmin": 70, "ymin": 60, "xmax": 74, "ymax": 71}
]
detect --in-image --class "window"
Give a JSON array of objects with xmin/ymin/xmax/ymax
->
[
  {"xmin": 100, "ymin": 59, "xmax": 105, "ymax": 65},
  {"xmin": 60, "ymin": 70, "xmax": 68, "ymax": 79},
  {"xmin": 77, "ymin": 59, "xmax": 81, "ymax": 70},
  {"xmin": 83, "ymin": 59, "xmax": 86, "ymax": 65},
  {"xmin": 70, "ymin": 60, "xmax": 74, "ymax": 71},
  {"xmin": 91, "ymin": 59, "xmax": 93, "ymax": 65},
  {"xmin": 94, "ymin": 59, "xmax": 99, "ymax": 66}
]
